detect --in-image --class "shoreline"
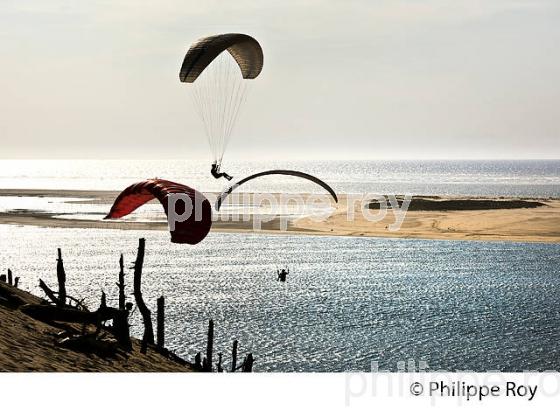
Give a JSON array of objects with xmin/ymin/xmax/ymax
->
[{"xmin": 0, "ymin": 189, "xmax": 559, "ymax": 244}]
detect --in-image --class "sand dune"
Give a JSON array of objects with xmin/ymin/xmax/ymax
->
[
  {"xmin": 295, "ymin": 195, "xmax": 560, "ymax": 243},
  {"xmin": 0, "ymin": 281, "xmax": 194, "ymax": 372}
]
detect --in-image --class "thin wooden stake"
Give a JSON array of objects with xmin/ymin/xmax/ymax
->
[
  {"xmin": 205, "ymin": 319, "xmax": 214, "ymax": 372},
  {"xmin": 242, "ymin": 353, "xmax": 254, "ymax": 372},
  {"xmin": 231, "ymin": 340, "xmax": 238, "ymax": 372},
  {"xmin": 117, "ymin": 254, "xmax": 125, "ymax": 310},
  {"xmin": 56, "ymin": 248, "xmax": 66, "ymax": 307},
  {"xmin": 217, "ymin": 353, "xmax": 223, "ymax": 373},
  {"xmin": 156, "ymin": 296, "xmax": 165, "ymax": 348},
  {"xmin": 100, "ymin": 291, "xmax": 107, "ymax": 309},
  {"xmin": 194, "ymin": 352, "xmax": 202, "ymax": 370}
]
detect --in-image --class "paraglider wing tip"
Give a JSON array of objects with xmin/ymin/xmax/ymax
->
[{"xmin": 215, "ymin": 197, "xmax": 223, "ymax": 211}]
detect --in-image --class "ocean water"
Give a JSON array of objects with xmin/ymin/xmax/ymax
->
[
  {"xmin": 1, "ymin": 159, "xmax": 559, "ymax": 372},
  {"xmin": 1, "ymin": 224, "xmax": 559, "ymax": 372},
  {"xmin": 0, "ymin": 159, "xmax": 559, "ymax": 197}
]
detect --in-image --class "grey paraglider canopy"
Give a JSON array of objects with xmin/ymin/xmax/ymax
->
[
  {"xmin": 180, "ymin": 34, "xmax": 264, "ymax": 165},
  {"xmin": 215, "ymin": 170, "xmax": 339, "ymax": 211},
  {"xmin": 180, "ymin": 33, "xmax": 263, "ymax": 83}
]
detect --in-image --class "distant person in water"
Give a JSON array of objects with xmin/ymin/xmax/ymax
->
[
  {"xmin": 277, "ymin": 268, "xmax": 289, "ymax": 282},
  {"xmin": 211, "ymin": 162, "xmax": 233, "ymax": 181}
]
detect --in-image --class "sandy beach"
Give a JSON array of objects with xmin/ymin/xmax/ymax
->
[{"xmin": 1, "ymin": 189, "xmax": 559, "ymax": 243}]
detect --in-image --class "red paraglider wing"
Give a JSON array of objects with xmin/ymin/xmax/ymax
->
[
  {"xmin": 105, "ymin": 188, "xmax": 154, "ymax": 219},
  {"xmin": 105, "ymin": 179, "xmax": 212, "ymax": 245}
]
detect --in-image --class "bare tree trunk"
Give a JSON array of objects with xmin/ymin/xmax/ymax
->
[
  {"xmin": 7, "ymin": 269, "xmax": 13, "ymax": 286},
  {"xmin": 117, "ymin": 254, "xmax": 125, "ymax": 310},
  {"xmin": 133, "ymin": 238, "xmax": 154, "ymax": 345},
  {"xmin": 204, "ymin": 319, "xmax": 214, "ymax": 372},
  {"xmin": 156, "ymin": 296, "xmax": 165, "ymax": 348},
  {"xmin": 56, "ymin": 248, "xmax": 66, "ymax": 307}
]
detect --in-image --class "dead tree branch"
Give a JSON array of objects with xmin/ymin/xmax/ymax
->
[{"xmin": 39, "ymin": 279, "xmax": 60, "ymax": 305}]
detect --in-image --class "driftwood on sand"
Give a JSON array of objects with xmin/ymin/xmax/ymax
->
[
  {"xmin": 20, "ymin": 298, "xmax": 132, "ymax": 349},
  {"xmin": 0, "ymin": 282, "xmax": 26, "ymax": 308},
  {"xmin": 34, "ymin": 249, "xmax": 132, "ymax": 349},
  {"xmin": 1, "ymin": 239, "xmax": 255, "ymax": 372},
  {"xmin": 21, "ymin": 303, "xmax": 120, "ymax": 325}
]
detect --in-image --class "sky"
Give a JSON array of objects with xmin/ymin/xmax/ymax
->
[{"xmin": 0, "ymin": 0, "xmax": 559, "ymax": 160}]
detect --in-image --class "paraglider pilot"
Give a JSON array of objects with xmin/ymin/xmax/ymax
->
[
  {"xmin": 211, "ymin": 162, "xmax": 233, "ymax": 181},
  {"xmin": 277, "ymin": 268, "xmax": 289, "ymax": 282}
]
